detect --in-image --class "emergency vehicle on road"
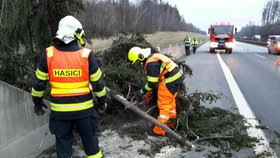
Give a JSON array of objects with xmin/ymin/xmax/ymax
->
[{"xmin": 208, "ymin": 23, "xmax": 237, "ymax": 53}]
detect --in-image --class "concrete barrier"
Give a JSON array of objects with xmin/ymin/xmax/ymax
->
[
  {"xmin": 159, "ymin": 41, "xmax": 206, "ymax": 59},
  {"xmin": 236, "ymin": 39, "xmax": 267, "ymax": 46},
  {"xmin": 0, "ymin": 81, "xmax": 55, "ymax": 158}
]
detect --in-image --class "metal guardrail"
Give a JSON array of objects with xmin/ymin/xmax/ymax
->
[{"xmin": 236, "ymin": 39, "xmax": 267, "ymax": 46}]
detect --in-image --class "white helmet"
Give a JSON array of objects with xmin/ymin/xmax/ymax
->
[{"xmin": 56, "ymin": 15, "xmax": 85, "ymax": 45}]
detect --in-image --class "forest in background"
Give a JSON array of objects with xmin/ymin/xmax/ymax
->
[
  {"xmin": 238, "ymin": 0, "xmax": 280, "ymax": 40},
  {"xmin": 79, "ymin": 0, "xmax": 206, "ymax": 37},
  {"xmin": 0, "ymin": 0, "xmax": 204, "ymax": 90},
  {"xmin": 2, "ymin": 0, "xmax": 279, "ymax": 89}
]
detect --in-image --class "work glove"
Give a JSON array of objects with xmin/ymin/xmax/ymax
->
[
  {"xmin": 98, "ymin": 102, "xmax": 107, "ymax": 111},
  {"xmin": 136, "ymin": 89, "xmax": 145, "ymax": 99},
  {"xmin": 96, "ymin": 102, "xmax": 107, "ymax": 115},
  {"xmin": 142, "ymin": 91, "xmax": 153, "ymax": 106},
  {"xmin": 136, "ymin": 92, "xmax": 142, "ymax": 99},
  {"xmin": 95, "ymin": 97, "xmax": 107, "ymax": 113},
  {"xmin": 34, "ymin": 102, "xmax": 48, "ymax": 116}
]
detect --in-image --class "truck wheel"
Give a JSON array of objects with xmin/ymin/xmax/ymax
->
[
  {"xmin": 227, "ymin": 48, "xmax": 232, "ymax": 54},
  {"xmin": 210, "ymin": 48, "xmax": 215, "ymax": 53}
]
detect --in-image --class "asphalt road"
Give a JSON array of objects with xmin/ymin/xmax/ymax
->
[{"xmin": 182, "ymin": 42, "xmax": 280, "ymax": 132}]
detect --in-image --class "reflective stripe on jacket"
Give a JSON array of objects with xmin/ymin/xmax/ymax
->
[
  {"xmin": 184, "ymin": 38, "xmax": 191, "ymax": 46},
  {"xmin": 144, "ymin": 53, "xmax": 182, "ymax": 85}
]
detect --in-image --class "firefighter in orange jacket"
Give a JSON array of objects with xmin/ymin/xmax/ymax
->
[
  {"xmin": 31, "ymin": 15, "xmax": 106, "ymax": 158},
  {"xmin": 128, "ymin": 47, "xmax": 185, "ymax": 136}
]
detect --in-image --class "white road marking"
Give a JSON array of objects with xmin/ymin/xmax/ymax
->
[
  {"xmin": 254, "ymin": 54, "xmax": 266, "ymax": 59},
  {"xmin": 217, "ymin": 54, "xmax": 277, "ymax": 157}
]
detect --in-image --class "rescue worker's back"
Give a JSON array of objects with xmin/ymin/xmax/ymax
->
[{"xmin": 31, "ymin": 15, "xmax": 105, "ymax": 158}]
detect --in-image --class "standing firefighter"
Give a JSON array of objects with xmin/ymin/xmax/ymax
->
[
  {"xmin": 31, "ymin": 15, "xmax": 106, "ymax": 158},
  {"xmin": 191, "ymin": 38, "xmax": 199, "ymax": 54},
  {"xmin": 183, "ymin": 36, "xmax": 191, "ymax": 55},
  {"xmin": 128, "ymin": 47, "xmax": 185, "ymax": 136}
]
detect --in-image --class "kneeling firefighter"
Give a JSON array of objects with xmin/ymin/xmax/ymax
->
[{"xmin": 127, "ymin": 47, "xmax": 185, "ymax": 136}]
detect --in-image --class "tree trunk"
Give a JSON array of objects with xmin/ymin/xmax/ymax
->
[
  {"xmin": 0, "ymin": 0, "xmax": 5, "ymax": 26},
  {"xmin": 105, "ymin": 87, "xmax": 195, "ymax": 148}
]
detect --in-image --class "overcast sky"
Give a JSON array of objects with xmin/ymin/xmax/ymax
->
[{"xmin": 164, "ymin": 0, "xmax": 268, "ymax": 32}]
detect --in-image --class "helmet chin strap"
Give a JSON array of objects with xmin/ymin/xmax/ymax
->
[
  {"xmin": 140, "ymin": 57, "xmax": 147, "ymax": 65},
  {"xmin": 74, "ymin": 28, "xmax": 85, "ymax": 46}
]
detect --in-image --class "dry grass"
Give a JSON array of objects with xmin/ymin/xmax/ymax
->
[
  {"xmin": 144, "ymin": 31, "xmax": 207, "ymax": 48},
  {"xmin": 88, "ymin": 37, "xmax": 115, "ymax": 52},
  {"xmin": 88, "ymin": 31, "xmax": 207, "ymax": 52}
]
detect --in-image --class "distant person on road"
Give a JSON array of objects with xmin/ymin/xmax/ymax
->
[
  {"xmin": 127, "ymin": 47, "xmax": 185, "ymax": 136},
  {"xmin": 191, "ymin": 38, "xmax": 199, "ymax": 54},
  {"xmin": 31, "ymin": 15, "xmax": 106, "ymax": 158},
  {"xmin": 183, "ymin": 36, "xmax": 191, "ymax": 56}
]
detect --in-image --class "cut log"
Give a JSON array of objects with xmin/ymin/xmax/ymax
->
[{"xmin": 105, "ymin": 87, "xmax": 195, "ymax": 148}]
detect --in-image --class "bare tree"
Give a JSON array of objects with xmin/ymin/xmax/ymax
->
[
  {"xmin": 78, "ymin": 0, "xmax": 205, "ymax": 37},
  {"xmin": 262, "ymin": 0, "xmax": 280, "ymax": 25}
]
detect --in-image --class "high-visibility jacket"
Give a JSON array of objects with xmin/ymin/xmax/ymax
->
[
  {"xmin": 31, "ymin": 41, "xmax": 106, "ymax": 119},
  {"xmin": 46, "ymin": 46, "xmax": 91, "ymax": 97},
  {"xmin": 142, "ymin": 53, "xmax": 183, "ymax": 93},
  {"xmin": 191, "ymin": 40, "xmax": 199, "ymax": 46},
  {"xmin": 46, "ymin": 46, "xmax": 93, "ymax": 112},
  {"xmin": 184, "ymin": 38, "xmax": 191, "ymax": 46}
]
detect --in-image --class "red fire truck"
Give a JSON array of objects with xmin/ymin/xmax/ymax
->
[{"xmin": 208, "ymin": 24, "xmax": 237, "ymax": 53}]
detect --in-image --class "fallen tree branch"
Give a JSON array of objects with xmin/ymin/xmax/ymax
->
[
  {"xmin": 174, "ymin": 115, "xmax": 181, "ymax": 132},
  {"xmin": 191, "ymin": 135, "xmax": 234, "ymax": 144},
  {"xmin": 145, "ymin": 105, "xmax": 157, "ymax": 130},
  {"xmin": 186, "ymin": 114, "xmax": 199, "ymax": 140},
  {"xmin": 145, "ymin": 105, "xmax": 157, "ymax": 114},
  {"xmin": 125, "ymin": 84, "xmax": 131, "ymax": 99},
  {"xmin": 106, "ymin": 87, "xmax": 195, "ymax": 148}
]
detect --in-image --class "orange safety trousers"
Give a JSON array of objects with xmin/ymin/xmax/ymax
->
[{"xmin": 153, "ymin": 80, "xmax": 177, "ymax": 135}]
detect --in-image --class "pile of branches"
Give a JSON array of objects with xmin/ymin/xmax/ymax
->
[
  {"xmin": 95, "ymin": 33, "xmax": 156, "ymax": 94},
  {"xmin": 37, "ymin": 34, "xmax": 258, "ymax": 158},
  {"xmin": 94, "ymin": 34, "xmax": 257, "ymax": 156},
  {"xmin": 95, "ymin": 33, "xmax": 192, "ymax": 95}
]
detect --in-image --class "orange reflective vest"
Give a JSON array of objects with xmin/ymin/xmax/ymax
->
[
  {"xmin": 144, "ymin": 53, "xmax": 178, "ymax": 80},
  {"xmin": 46, "ymin": 46, "xmax": 91, "ymax": 97}
]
